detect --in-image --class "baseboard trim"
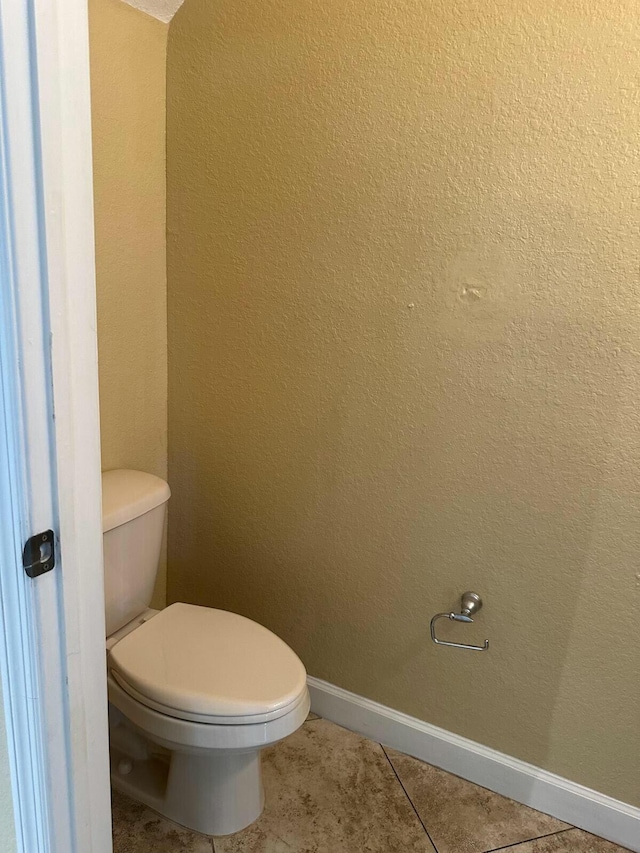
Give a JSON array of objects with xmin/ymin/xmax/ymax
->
[{"xmin": 307, "ymin": 676, "xmax": 640, "ymax": 853}]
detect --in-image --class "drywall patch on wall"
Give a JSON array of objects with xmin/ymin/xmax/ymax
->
[{"xmin": 120, "ymin": 0, "xmax": 184, "ymax": 23}]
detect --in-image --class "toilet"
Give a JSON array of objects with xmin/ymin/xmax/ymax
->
[{"xmin": 102, "ymin": 469, "xmax": 310, "ymax": 836}]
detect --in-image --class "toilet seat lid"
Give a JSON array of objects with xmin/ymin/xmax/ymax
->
[{"xmin": 108, "ymin": 603, "xmax": 307, "ymax": 719}]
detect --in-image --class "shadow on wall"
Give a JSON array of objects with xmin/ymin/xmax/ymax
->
[{"xmin": 166, "ymin": 0, "xmax": 640, "ymax": 807}]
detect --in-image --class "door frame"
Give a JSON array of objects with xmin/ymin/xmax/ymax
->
[{"xmin": 0, "ymin": 0, "xmax": 111, "ymax": 850}]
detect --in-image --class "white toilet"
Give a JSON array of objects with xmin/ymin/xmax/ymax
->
[{"xmin": 102, "ymin": 469, "xmax": 310, "ymax": 836}]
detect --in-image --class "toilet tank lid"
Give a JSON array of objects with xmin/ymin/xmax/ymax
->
[{"xmin": 102, "ymin": 469, "xmax": 171, "ymax": 532}]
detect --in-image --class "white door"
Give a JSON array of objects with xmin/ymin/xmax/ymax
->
[{"xmin": 0, "ymin": 0, "xmax": 112, "ymax": 851}]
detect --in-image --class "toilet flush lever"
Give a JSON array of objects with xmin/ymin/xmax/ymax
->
[{"xmin": 430, "ymin": 592, "xmax": 489, "ymax": 651}]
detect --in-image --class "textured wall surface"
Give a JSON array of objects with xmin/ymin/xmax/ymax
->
[
  {"xmin": 167, "ymin": 0, "xmax": 640, "ymax": 804},
  {"xmin": 89, "ymin": 0, "xmax": 169, "ymax": 605}
]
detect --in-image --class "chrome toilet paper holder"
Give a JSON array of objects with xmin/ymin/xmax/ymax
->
[{"xmin": 430, "ymin": 592, "xmax": 489, "ymax": 651}]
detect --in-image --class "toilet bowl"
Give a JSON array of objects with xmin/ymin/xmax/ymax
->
[{"xmin": 102, "ymin": 470, "xmax": 310, "ymax": 836}]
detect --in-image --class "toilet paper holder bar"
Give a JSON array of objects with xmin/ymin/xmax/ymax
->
[{"xmin": 430, "ymin": 592, "xmax": 489, "ymax": 651}]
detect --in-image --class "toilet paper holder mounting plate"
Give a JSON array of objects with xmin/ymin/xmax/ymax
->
[{"xmin": 430, "ymin": 592, "xmax": 489, "ymax": 651}]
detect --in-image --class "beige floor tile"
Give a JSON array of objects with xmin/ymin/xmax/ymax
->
[
  {"xmin": 111, "ymin": 788, "xmax": 213, "ymax": 853},
  {"xmin": 214, "ymin": 719, "xmax": 436, "ymax": 853},
  {"xmin": 507, "ymin": 828, "xmax": 632, "ymax": 852},
  {"xmin": 305, "ymin": 711, "xmax": 321, "ymax": 721},
  {"xmin": 385, "ymin": 747, "xmax": 569, "ymax": 853}
]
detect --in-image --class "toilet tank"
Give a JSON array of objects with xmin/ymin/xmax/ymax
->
[{"xmin": 102, "ymin": 469, "xmax": 171, "ymax": 637}]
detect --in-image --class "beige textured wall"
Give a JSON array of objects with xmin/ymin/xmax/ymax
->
[
  {"xmin": 167, "ymin": 0, "xmax": 640, "ymax": 804},
  {"xmin": 89, "ymin": 0, "xmax": 169, "ymax": 606}
]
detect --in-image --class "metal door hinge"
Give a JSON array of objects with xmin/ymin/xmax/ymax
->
[{"xmin": 23, "ymin": 530, "xmax": 55, "ymax": 578}]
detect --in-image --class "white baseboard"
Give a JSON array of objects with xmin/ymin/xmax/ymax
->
[{"xmin": 307, "ymin": 676, "xmax": 640, "ymax": 853}]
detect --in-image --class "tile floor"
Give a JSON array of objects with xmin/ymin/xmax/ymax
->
[{"xmin": 112, "ymin": 714, "xmax": 631, "ymax": 853}]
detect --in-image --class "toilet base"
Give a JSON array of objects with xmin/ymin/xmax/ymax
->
[
  {"xmin": 111, "ymin": 743, "xmax": 265, "ymax": 836},
  {"xmin": 107, "ymin": 681, "xmax": 309, "ymax": 837}
]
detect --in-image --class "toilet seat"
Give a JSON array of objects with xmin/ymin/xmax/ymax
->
[
  {"xmin": 108, "ymin": 602, "xmax": 307, "ymax": 723},
  {"xmin": 110, "ymin": 669, "xmax": 308, "ymax": 725},
  {"xmin": 107, "ymin": 668, "xmax": 310, "ymax": 753}
]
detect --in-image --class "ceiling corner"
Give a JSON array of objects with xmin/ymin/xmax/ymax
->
[{"xmin": 119, "ymin": 0, "xmax": 185, "ymax": 24}]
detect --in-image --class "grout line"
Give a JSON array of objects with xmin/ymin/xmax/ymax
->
[
  {"xmin": 481, "ymin": 827, "xmax": 576, "ymax": 853},
  {"xmin": 380, "ymin": 744, "xmax": 440, "ymax": 853},
  {"xmin": 211, "ymin": 837, "xmax": 217, "ymax": 852}
]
